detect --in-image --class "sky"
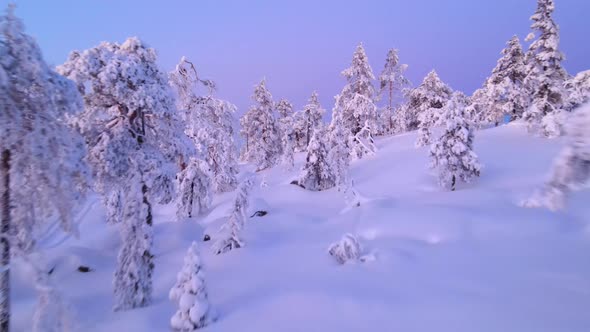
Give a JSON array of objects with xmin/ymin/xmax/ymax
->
[{"xmin": 5, "ymin": 0, "xmax": 590, "ymax": 114}]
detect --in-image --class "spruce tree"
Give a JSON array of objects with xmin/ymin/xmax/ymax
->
[
  {"xmin": 408, "ymin": 70, "xmax": 452, "ymax": 147},
  {"xmin": 301, "ymin": 91, "xmax": 326, "ymax": 147},
  {"xmin": 276, "ymin": 99, "xmax": 296, "ymax": 170},
  {"xmin": 484, "ymin": 36, "xmax": 528, "ymax": 124},
  {"xmin": 240, "ymin": 80, "xmax": 281, "ymax": 171},
  {"xmin": 170, "ymin": 242, "xmax": 215, "ymax": 331},
  {"xmin": 298, "ymin": 127, "xmax": 336, "ymax": 191},
  {"xmin": 523, "ymin": 0, "xmax": 570, "ymax": 137},
  {"xmin": 429, "ymin": 96, "xmax": 481, "ymax": 191},
  {"xmin": 333, "ymin": 44, "xmax": 377, "ymax": 158},
  {"xmin": 213, "ymin": 177, "xmax": 254, "ymax": 254}
]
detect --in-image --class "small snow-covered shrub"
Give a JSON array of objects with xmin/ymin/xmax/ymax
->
[
  {"xmin": 328, "ymin": 234, "xmax": 362, "ymax": 264},
  {"xmin": 170, "ymin": 242, "xmax": 215, "ymax": 331}
]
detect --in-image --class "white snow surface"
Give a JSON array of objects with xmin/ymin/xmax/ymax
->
[{"xmin": 14, "ymin": 123, "xmax": 590, "ymax": 332}]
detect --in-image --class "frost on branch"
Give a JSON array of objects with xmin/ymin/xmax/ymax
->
[
  {"xmin": 328, "ymin": 234, "xmax": 362, "ymax": 265},
  {"xmin": 170, "ymin": 242, "xmax": 215, "ymax": 331}
]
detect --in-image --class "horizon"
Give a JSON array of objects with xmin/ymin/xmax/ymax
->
[{"xmin": 6, "ymin": 0, "xmax": 590, "ymax": 114}]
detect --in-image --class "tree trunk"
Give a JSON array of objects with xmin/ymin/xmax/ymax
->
[
  {"xmin": 451, "ymin": 175, "xmax": 456, "ymax": 192},
  {"xmin": 0, "ymin": 150, "xmax": 10, "ymax": 332},
  {"xmin": 389, "ymin": 82, "xmax": 393, "ymax": 133}
]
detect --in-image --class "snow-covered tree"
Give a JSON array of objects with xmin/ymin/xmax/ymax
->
[
  {"xmin": 170, "ymin": 242, "xmax": 215, "ymax": 331},
  {"xmin": 32, "ymin": 262, "xmax": 72, "ymax": 332},
  {"xmin": 522, "ymin": 103, "xmax": 590, "ymax": 210},
  {"xmin": 332, "ymin": 44, "xmax": 377, "ymax": 158},
  {"xmin": 240, "ymin": 80, "xmax": 282, "ymax": 171},
  {"xmin": 327, "ymin": 116, "xmax": 352, "ymax": 189},
  {"xmin": 170, "ymin": 57, "xmax": 238, "ymax": 193},
  {"xmin": 429, "ymin": 97, "xmax": 481, "ymax": 191},
  {"xmin": 565, "ymin": 70, "xmax": 590, "ymax": 109},
  {"xmin": 378, "ymin": 49, "xmax": 410, "ymax": 134},
  {"xmin": 300, "ymin": 91, "xmax": 326, "ymax": 147},
  {"xmin": 328, "ymin": 234, "xmax": 362, "ymax": 265},
  {"xmin": 176, "ymin": 159, "xmax": 212, "ymax": 220},
  {"xmin": 113, "ymin": 171, "xmax": 155, "ymax": 311},
  {"xmin": 213, "ymin": 177, "xmax": 254, "ymax": 254},
  {"xmin": 298, "ymin": 126, "xmax": 336, "ymax": 191},
  {"xmin": 58, "ymin": 37, "xmax": 188, "ymax": 310},
  {"xmin": 483, "ymin": 36, "xmax": 529, "ymax": 124},
  {"xmin": 351, "ymin": 120, "xmax": 377, "ymax": 160},
  {"xmin": 276, "ymin": 99, "xmax": 296, "ymax": 170},
  {"xmin": 0, "ymin": 6, "xmax": 89, "ymax": 329},
  {"xmin": 404, "ymin": 70, "xmax": 452, "ymax": 147},
  {"xmin": 523, "ymin": 0, "xmax": 570, "ymax": 137}
]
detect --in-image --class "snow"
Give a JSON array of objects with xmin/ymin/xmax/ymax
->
[{"xmin": 11, "ymin": 123, "xmax": 590, "ymax": 331}]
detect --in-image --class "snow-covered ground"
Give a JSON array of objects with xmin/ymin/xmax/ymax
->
[{"xmin": 13, "ymin": 123, "xmax": 590, "ymax": 332}]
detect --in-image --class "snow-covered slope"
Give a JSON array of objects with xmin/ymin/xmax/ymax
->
[{"xmin": 13, "ymin": 123, "xmax": 590, "ymax": 332}]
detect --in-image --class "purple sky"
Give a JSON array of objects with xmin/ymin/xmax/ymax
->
[{"xmin": 7, "ymin": 0, "xmax": 590, "ymax": 114}]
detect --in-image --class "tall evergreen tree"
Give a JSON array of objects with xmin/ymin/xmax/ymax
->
[
  {"xmin": 333, "ymin": 44, "xmax": 377, "ymax": 158},
  {"xmin": 301, "ymin": 91, "xmax": 326, "ymax": 147},
  {"xmin": 276, "ymin": 99, "xmax": 296, "ymax": 170},
  {"xmin": 483, "ymin": 36, "xmax": 529, "ymax": 124},
  {"xmin": 0, "ymin": 6, "xmax": 89, "ymax": 329},
  {"xmin": 523, "ymin": 0, "xmax": 570, "ymax": 137},
  {"xmin": 240, "ymin": 80, "xmax": 281, "ymax": 171},
  {"xmin": 408, "ymin": 70, "xmax": 452, "ymax": 147},
  {"xmin": 378, "ymin": 49, "xmax": 409, "ymax": 134},
  {"xmin": 298, "ymin": 126, "xmax": 336, "ymax": 191}
]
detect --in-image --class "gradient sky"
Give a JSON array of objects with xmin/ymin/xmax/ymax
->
[{"xmin": 5, "ymin": 0, "xmax": 590, "ymax": 114}]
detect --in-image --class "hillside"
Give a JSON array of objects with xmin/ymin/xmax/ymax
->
[{"xmin": 13, "ymin": 123, "xmax": 590, "ymax": 332}]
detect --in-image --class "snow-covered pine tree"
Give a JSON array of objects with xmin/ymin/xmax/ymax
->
[
  {"xmin": 276, "ymin": 99, "xmax": 296, "ymax": 170},
  {"xmin": 378, "ymin": 49, "xmax": 410, "ymax": 135},
  {"xmin": 327, "ymin": 114, "xmax": 353, "ymax": 189},
  {"xmin": 483, "ymin": 36, "xmax": 529, "ymax": 124},
  {"xmin": 213, "ymin": 177, "xmax": 254, "ymax": 254},
  {"xmin": 239, "ymin": 80, "xmax": 282, "ymax": 171},
  {"xmin": 429, "ymin": 95, "xmax": 481, "ymax": 191},
  {"xmin": 411, "ymin": 70, "xmax": 453, "ymax": 147},
  {"xmin": 58, "ymin": 37, "xmax": 189, "ymax": 310},
  {"xmin": 0, "ymin": 6, "xmax": 89, "ymax": 329},
  {"xmin": 565, "ymin": 70, "xmax": 590, "ymax": 109},
  {"xmin": 333, "ymin": 44, "xmax": 378, "ymax": 158},
  {"xmin": 522, "ymin": 102, "xmax": 590, "ymax": 210},
  {"xmin": 298, "ymin": 126, "xmax": 336, "ymax": 191},
  {"xmin": 176, "ymin": 158, "xmax": 212, "ymax": 220},
  {"xmin": 170, "ymin": 242, "xmax": 215, "ymax": 331},
  {"xmin": 170, "ymin": 57, "xmax": 238, "ymax": 193},
  {"xmin": 522, "ymin": 0, "xmax": 570, "ymax": 137},
  {"xmin": 300, "ymin": 91, "xmax": 326, "ymax": 148}
]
